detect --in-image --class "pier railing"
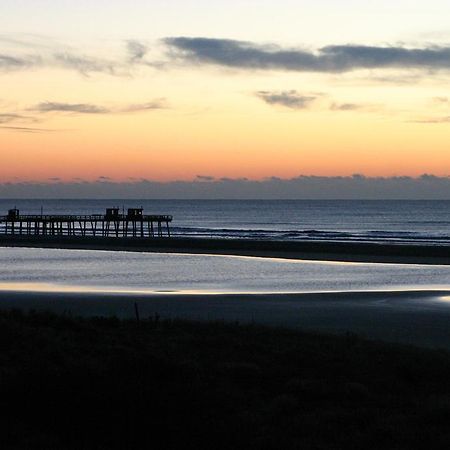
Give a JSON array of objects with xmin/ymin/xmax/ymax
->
[{"xmin": 0, "ymin": 214, "xmax": 173, "ymax": 238}]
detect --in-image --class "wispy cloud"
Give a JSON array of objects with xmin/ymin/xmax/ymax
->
[
  {"xmin": 29, "ymin": 99, "xmax": 167, "ymax": 115},
  {"xmin": 31, "ymin": 102, "xmax": 110, "ymax": 114},
  {"xmin": 0, "ymin": 34, "xmax": 122, "ymax": 76},
  {"xmin": 330, "ymin": 103, "xmax": 363, "ymax": 111},
  {"xmin": 0, "ymin": 51, "xmax": 119, "ymax": 76},
  {"xmin": 126, "ymin": 40, "xmax": 148, "ymax": 62},
  {"xmin": 433, "ymin": 96, "xmax": 449, "ymax": 104},
  {"xmin": 0, "ymin": 54, "xmax": 40, "ymax": 71},
  {"xmin": 256, "ymin": 90, "xmax": 318, "ymax": 109},
  {"xmin": 254, "ymin": 91, "xmax": 372, "ymax": 113},
  {"xmin": 97, "ymin": 176, "xmax": 112, "ymax": 182},
  {"xmin": 53, "ymin": 53, "xmax": 118, "ymax": 76},
  {"xmin": 120, "ymin": 98, "xmax": 167, "ymax": 112},
  {"xmin": 0, "ymin": 113, "xmax": 38, "ymax": 124},
  {"xmin": 164, "ymin": 37, "xmax": 450, "ymax": 73},
  {"xmin": 410, "ymin": 116, "xmax": 450, "ymax": 124},
  {"xmin": 0, "ymin": 125, "xmax": 55, "ymax": 133},
  {"xmin": 196, "ymin": 175, "xmax": 215, "ymax": 182}
]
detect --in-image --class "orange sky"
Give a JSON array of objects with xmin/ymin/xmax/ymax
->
[
  {"xmin": 1, "ymin": 2, "xmax": 450, "ymax": 183},
  {"xmin": 2, "ymin": 100, "xmax": 449, "ymax": 182}
]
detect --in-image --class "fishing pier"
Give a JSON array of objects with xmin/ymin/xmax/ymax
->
[{"xmin": 0, "ymin": 208, "xmax": 172, "ymax": 238}]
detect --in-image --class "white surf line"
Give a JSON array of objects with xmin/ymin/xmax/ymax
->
[{"xmin": 0, "ymin": 282, "xmax": 449, "ymax": 299}]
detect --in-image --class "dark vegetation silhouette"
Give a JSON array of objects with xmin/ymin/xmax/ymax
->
[{"xmin": 1, "ymin": 310, "xmax": 450, "ymax": 449}]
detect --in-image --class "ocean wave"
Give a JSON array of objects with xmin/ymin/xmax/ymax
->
[{"xmin": 170, "ymin": 226, "xmax": 450, "ymax": 245}]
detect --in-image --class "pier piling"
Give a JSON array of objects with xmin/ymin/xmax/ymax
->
[{"xmin": 0, "ymin": 208, "xmax": 173, "ymax": 238}]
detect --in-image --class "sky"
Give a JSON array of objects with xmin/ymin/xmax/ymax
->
[{"xmin": 0, "ymin": 1, "xmax": 449, "ymax": 197}]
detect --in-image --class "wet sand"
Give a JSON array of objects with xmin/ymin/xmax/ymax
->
[
  {"xmin": 1, "ymin": 235, "xmax": 450, "ymax": 264},
  {"xmin": 1, "ymin": 289, "xmax": 450, "ymax": 349}
]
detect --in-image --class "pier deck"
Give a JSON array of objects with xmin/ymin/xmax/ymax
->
[{"xmin": 0, "ymin": 208, "xmax": 172, "ymax": 238}]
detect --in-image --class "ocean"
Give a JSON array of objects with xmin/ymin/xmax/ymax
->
[{"xmin": 1, "ymin": 199, "xmax": 450, "ymax": 245}]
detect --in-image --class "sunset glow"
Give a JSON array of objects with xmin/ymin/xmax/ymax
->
[{"xmin": 1, "ymin": 0, "xmax": 449, "ymax": 186}]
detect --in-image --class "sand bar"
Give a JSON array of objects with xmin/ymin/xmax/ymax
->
[{"xmin": 1, "ymin": 235, "xmax": 449, "ymax": 265}]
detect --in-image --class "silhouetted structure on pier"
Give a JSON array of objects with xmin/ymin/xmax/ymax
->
[{"xmin": 0, "ymin": 208, "xmax": 172, "ymax": 238}]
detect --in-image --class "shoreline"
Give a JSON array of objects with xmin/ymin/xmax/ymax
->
[
  {"xmin": 1, "ymin": 288, "xmax": 450, "ymax": 349},
  {"xmin": 1, "ymin": 235, "xmax": 450, "ymax": 265}
]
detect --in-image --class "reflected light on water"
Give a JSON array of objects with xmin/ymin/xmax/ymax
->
[
  {"xmin": 0, "ymin": 247, "xmax": 450, "ymax": 295},
  {"xmin": 0, "ymin": 282, "xmax": 211, "ymax": 295}
]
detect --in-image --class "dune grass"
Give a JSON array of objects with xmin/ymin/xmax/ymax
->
[{"xmin": 1, "ymin": 309, "xmax": 450, "ymax": 449}]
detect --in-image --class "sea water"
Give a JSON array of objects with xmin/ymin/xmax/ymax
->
[
  {"xmin": 1, "ymin": 199, "xmax": 449, "ymax": 245},
  {"xmin": 0, "ymin": 247, "xmax": 449, "ymax": 294}
]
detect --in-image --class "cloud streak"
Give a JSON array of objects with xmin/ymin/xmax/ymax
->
[
  {"xmin": 29, "ymin": 99, "xmax": 167, "ymax": 115},
  {"xmin": 411, "ymin": 116, "xmax": 450, "ymax": 124},
  {"xmin": 31, "ymin": 102, "xmax": 110, "ymax": 114},
  {"xmin": 164, "ymin": 37, "xmax": 450, "ymax": 73},
  {"xmin": 254, "ymin": 91, "xmax": 370, "ymax": 112},
  {"xmin": 0, "ymin": 35, "xmax": 122, "ymax": 76},
  {"xmin": 53, "ymin": 52, "xmax": 118, "ymax": 76},
  {"xmin": 0, "ymin": 51, "xmax": 119, "ymax": 76},
  {"xmin": 120, "ymin": 98, "xmax": 167, "ymax": 112},
  {"xmin": 433, "ymin": 96, "xmax": 449, "ymax": 104},
  {"xmin": 0, "ymin": 113, "xmax": 38, "ymax": 124},
  {"xmin": 0, "ymin": 126, "xmax": 54, "ymax": 133},
  {"xmin": 330, "ymin": 103, "xmax": 363, "ymax": 111},
  {"xmin": 256, "ymin": 90, "xmax": 318, "ymax": 109},
  {"xmin": 0, "ymin": 54, "xmax": 40, "ymax": 70}
]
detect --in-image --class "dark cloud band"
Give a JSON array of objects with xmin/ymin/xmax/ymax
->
[
  {"xmin": 164, "ymin": 37, "xmax": 450, "ymax": 73},
  {"xmin": 2, "ymin": 36, "xmax": 450, "ymax": 76},
  {"xmin": 1, "ymin": 174, "xmax": 449, "ymax": 199}
]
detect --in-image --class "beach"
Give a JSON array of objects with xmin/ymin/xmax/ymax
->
[
  {"xmin": 1, "ymin": 289, "xmax": 450, "ymax": 349},
  {"xmin": 4, "ymin": 309, "xmax": 450, "ymax": 450},
  {"xmin": 1, "ymin": 239, "xmax": 449, "ymax": 349}
]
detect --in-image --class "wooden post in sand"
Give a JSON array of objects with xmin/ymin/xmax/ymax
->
[{"xmin": 134, "ymin": 302, "xmax": 140, "ymax": 322}]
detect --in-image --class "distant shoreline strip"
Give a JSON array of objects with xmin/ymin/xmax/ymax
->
[{"xmin": 0, "ymin": 235, "xmax": 449, "ymax": 265}]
